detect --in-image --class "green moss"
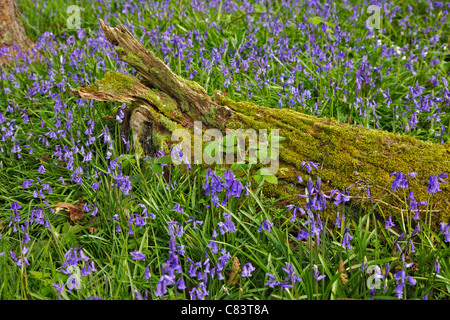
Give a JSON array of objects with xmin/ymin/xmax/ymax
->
[
  {"xmin": 159, "ymin": 114, "xmax": 179, "ymax": 133},
  {"xmin": 217, "ymin": 95, "xmax": 450, "ymax": 226},
  {"xmin": 145, "ymin": 89, "xmax": 178, "ymax": 118},
  {"xmin": 84, "ymin": 71, "xmax": 137, "ymax": 95},
  {"xmin": 115, "ymin": 46, "xmax": 126, "ymax": 55},
  {"xmin": 82, "ymin": 84, "xmax": 100, "ymax": 93},
  {"xmin": 149, "ymin": 67, "xmax": 161, "ymax": 76},
  {"xmin": 123, "ymin": 52, "xmax": 149, "ymax": 73},
  {"xmin": 175, "ymin": 74, "xmax": 207, "ymax": 95},
  {"xmin": 202, "ymin": 105, "xmax": 217, "ymax": 127},
  {"xmin": 151, "ymin": 128, "xmax": 171, "ymax": 152}
]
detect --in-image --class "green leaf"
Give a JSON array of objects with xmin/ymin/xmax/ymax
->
[
  {"xmin": 309, "ymin": 16, "xmax": 323, "ymax": 25},
  {"xmin": 254, "ymin": 4, "xmax": 264, "ymax": 14},
  {"xmin": 253, "ymin": 174, "xmax": 263, "ymax": 184},
  {"xmin": 130, "ymin": 174, "xmax": 142, "ymax": 184},
  {"xmin": 263, "ymin": 174, "xmax": 278, "ymax": 184},
  {"xmin": 62, "ymin": 222, "xmax": 70, "ymax": 234},
  {"xmin": 152, "ymin": 164, "xmax": 163, "ymax": 174},
  {"xmin": 223, "ymin": 132, "xmax": 236, "ymax": 146},
  {"xmin": 118, "ymin": 154, "xmax": 135, "ymax": 166},
  {"xmin": 68, "ymin": 224, "xmax": 83, "ymax": 234},
  {"xmin": 154, "ymin": 155, "xmax": 172, "ymax": 164},
  {"xmin": 29, "ymin": 271, "xmax": 51, "ymax": 280}
]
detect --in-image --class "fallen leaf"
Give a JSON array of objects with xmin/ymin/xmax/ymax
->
[
  {"xmin": 339, "ymin": 259, "xmax": 348, "ymax": 285},
  {"xmin": 55, "ymin": 200, "xmax": 85, "ymax": 222},
  {"xmin": 226, "ymin": 256, "xmax": 241, "ymax": 286},
  {"xmin": 38, "ymin": 154, "xmax": 50, "ymax": 163}
]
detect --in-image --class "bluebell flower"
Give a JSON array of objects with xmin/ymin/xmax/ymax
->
[
  {"xmin": 440, "ymin": 222, "xmax": 450, "ymax": 242},
  {"xmin": 333, "ymin": 190, "xmax": 351, "ymax": 206},
  {"xmin": 312, "ymin": 265, "xmax": 326, "ymax": 281},
  {"xmin": 22, "ymin": 179, "xmax": 33, "ymax": 190},
  {"xmin": 385, "ymin": 216, "xmax": 395, "ymax": 229},
  {"xmin": 186, "ymin": 216, "xmax": 203, "ymax": 229},
  {"xmin": 342, "ymin": 228, "xmax": 353, "ymax": 250},
  {"xmin": 409, "ymin": 239, "xmax": 415, "ymax": 253},
  {"xmin": 130, "ymin": 250, "xmax": 146, "ymax": 261},
  {"xmin": 334, "ymin": 212, "xmax": 345, "ymax": 228},
  {"xmin": 438, "ymin": 173, "xmax": 448, "ymax": 183},
  {"xmin": 11, "ymin": 201, "xmax": 21, "ymax": 211},
  {"xmin": 174, "ymin": 203, "xmax": 184, "ymax": 214},
  {"xmin": 390, "ymin": 171, "xmax": 410, "ymax": 191},
  {"xmin": 394, "ymin": 283, "xmax": 404, "ymax": 299},
  {"xmin": 154, "ymin": 267, "xmax": 176, "ymax": 297},
  {"xmin": 168, "ymin": 220, "xmax": 184, "ymax": 237},
  {"xmin": 411, "ymin": 223, "xmax": 421, "ymax": 237},
  {"xmin": 176, "ymin": 278, "xmax": 186, "ymax": 290},
  {"xmin": 435, "ymin": 259, "xmax": 440, "ymax": 275},
  {"xmin": 258, "ymin": 219, "xmax": 273, "ymax": 233},
  {"xmin": 62, "ymin": 248, "xmax": 82, "ymax": 268},
  {"xmin": 51, "ymin": 283, "xmax": 65, "ymax": 299},
  {"xmin": 38, "ymin": 164, "xmax": 46, "ymax": 174},
  {"xmin": 265, "ymin": 273, "xmax": 280, "ymax": 288},
  {"xmin": 427, "ymin": 175, "xmax": 442, "ymax": 194},
  {"xmin": 190, "ymin": 282, "xmax": 208, "ymax": 300},
  {"xmin": 296, "ymin": 229, "xmax": 309, "ymax": 241},
  {"xmin": 144, "ymin": 266, "xmax": 151, "ymax": 280},
  {"xmin": 242, "ymin": 262, "xmax": 256, "ymax": 277},
  {"xmin": 228, "ymin": 180, "xmax": 244, "ymax": 198},
  {"xmin": 207, "ymin": 240, "xmax": 218, "ymax": 253},
  {"xmin": 67, "ymin": 274, "xmax": 81, "ymax": 293},
  {"xmin": 301, "ymin": 161, "xmax": 319, "ymax": 173}
]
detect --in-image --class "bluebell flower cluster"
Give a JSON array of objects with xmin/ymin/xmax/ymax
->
[
  {"xmin": 265, "ymin": 262, "xmax": 301, "ymax": 291},
  {"xmin": 47, "ymin": 248, "xmax": 98, "ymax": 297},
  {"xmin": 203, "ymin": 168, "xmax": 246, "ymax": 207}
]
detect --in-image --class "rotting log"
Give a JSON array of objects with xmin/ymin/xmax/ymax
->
[{"xmin": 71, "ymin": 20, "xmax": 450, "ymax": 224}]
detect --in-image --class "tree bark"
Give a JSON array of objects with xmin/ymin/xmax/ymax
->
[
  {"xmin": 0, "ymin": 0, "xmax": 33, "ymax": 64},
  {"xmin": 72, "ymin": 20, "xmax": 450, "ymax": 223}
]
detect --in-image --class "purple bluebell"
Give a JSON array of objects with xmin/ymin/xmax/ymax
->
[
  {"xmin": 130, "ymin": 250, "xmax": 146, "ymax": 261},
  {"xmin": 312, "ymin": 265, "xmax": 326, "ymax": 281},
  {"xmin": 342, "ymin": 228, "xmax": 353, "ymax": 250},
  {"xmin": 258, "ymin": 219, "xmax": 273, "ymax": 233},
  {"xmin": 440, "ymin": 222, "xmax": 450, "ymax": 242},
  {"xmin": 435, "ymin": 259, "xmax": 440, "ymax": 275},
  {"xmin": 385, "ymin": 216, "xmax": 395, "ymax": 229},
  {"xmin": 242, "ymin": 262, "xmax": 256, "ymax": 278}
]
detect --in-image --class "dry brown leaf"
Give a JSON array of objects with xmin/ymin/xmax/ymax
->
[
  {"xmin": 38, "ymin": 154, "xmax": 50, "ymax": 163},
  {"xmin": 226, "ymin": 256, "xmax": 241, "ymax": 286},
  {"xmin": 88, "ymin": 219, "xmax": 98, "ymax": 234},
  {"xmin": 89, "ymin": 226, "xmax": 98, "ymax": 234},
  {"xmin": 339, "ymin": 259, "xmax": 348, "ymax": 285},
  {"xmin": 340, "ymin": 273, "xmax": 348, "ymax": 285},
  {"xmin": 55, "ymin": 200, "xmax": 85, "ymax": 222}
]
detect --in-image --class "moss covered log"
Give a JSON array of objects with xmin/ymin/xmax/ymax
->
[{"xmin": 71, "ymin": 20, "xmax": 450, "ymax": 224}]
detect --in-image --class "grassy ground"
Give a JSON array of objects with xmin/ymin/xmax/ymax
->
[{"xmin": 0, "ymin": 0, "xmax": 449, "ymax": 300}]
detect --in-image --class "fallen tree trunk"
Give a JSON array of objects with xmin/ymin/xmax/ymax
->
[{"xmin": 72, "ymin": 20, "xmax": 450, "ymax": 223}]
